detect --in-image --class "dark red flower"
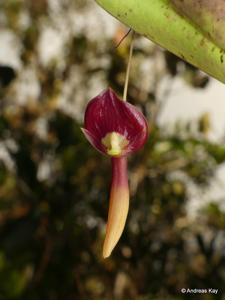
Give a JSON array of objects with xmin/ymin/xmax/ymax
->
[
  {"xmin": 82, "ymin": 88, "xmax": 148, "ymax": 157},
  {"xmin": 82, "ymin": 88, "xmax": 149, "ymax": 258}
]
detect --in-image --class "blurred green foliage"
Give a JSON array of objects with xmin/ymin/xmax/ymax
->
[{"xmin": 0, "ymin": 1, "xmax": 225, "ymax": 300}]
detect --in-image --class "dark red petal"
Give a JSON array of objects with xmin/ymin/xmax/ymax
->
[
  {"xmin": 84, "ymin": 88, "xmax": 148, "ymax": 154},
  {"xmin": 81, "ymin": 128, "xmax": 106, "ymax": 155}
]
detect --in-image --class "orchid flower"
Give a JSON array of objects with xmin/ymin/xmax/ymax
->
[{"xmin": 82, "ymin": 88, "xmax": 148, "ymax": 258}]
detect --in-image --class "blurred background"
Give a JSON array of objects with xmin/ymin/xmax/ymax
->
[{"xmin": 0, "ymin": 0, "xmax": 225, "ymax": 299}]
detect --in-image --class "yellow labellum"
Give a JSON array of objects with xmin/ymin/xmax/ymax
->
[{"xmin": 101, "ymin": 132, "xmax": 129, "ymax": 157}]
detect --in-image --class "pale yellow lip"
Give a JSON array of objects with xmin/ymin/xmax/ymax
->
[
  {"xmin": 102, "ymin": 157, "xmax": 129, "ymax": 258},
  {"xmin": 101, "ymin": 132, "xmax": 129, "ymax": 157}
]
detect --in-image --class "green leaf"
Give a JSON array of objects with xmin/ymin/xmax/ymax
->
[{"xmin": 95, "ymin": 0, "xmax": 225, "ymax": 83}]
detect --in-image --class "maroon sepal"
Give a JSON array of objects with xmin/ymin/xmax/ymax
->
[{"xmin": 83, "ymin": 88, "xmax": 148, "ymax": 156}]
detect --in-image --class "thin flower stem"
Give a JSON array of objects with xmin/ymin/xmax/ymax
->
[
  {"xmin": 115, "ymin": 28, "xmax": 132, "ymax": 49},
  {"xmin": 123, "ymin": 30, "xmax": 135, "ymax": 101}
]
